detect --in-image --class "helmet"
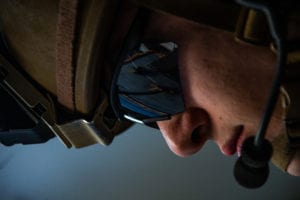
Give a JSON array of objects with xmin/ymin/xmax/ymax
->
[
  {"xmin": 0, "ymin": 0, "xmax": 299, "ymax": 150},
  {"xmin": 0, "ymin": 0, "xmax": 133, "ymax": 147}
]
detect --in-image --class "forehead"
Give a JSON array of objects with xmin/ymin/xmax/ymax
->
[{"xmin": 131, "ymin": 0, "xmax": 240, "ymax": 32}]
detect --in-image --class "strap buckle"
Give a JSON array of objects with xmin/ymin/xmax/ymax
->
[{"xmin": 0, "ymin": 53, "xmax": 117, "ymax": 148}]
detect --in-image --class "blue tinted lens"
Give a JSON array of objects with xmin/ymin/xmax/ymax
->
[{"xmin": 116, "ymin": 42, "xmax": 185, "ymax": 123}]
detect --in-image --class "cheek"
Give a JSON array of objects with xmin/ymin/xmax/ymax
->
[{"xmin": 178, "ymin": 40, "xmax": 275, "ymax": 127}]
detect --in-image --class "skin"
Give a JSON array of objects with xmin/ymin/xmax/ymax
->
[
  {"xmin": 111, "ymin": 4, "xmax": 300, "ymax": 176},
  {"xmin": 147, "ymin": 12, "xmax": 281, "ymax": 156},
  {"xmin": 149, "ymin": 12, "xmax": 300, "ymax": 175}
]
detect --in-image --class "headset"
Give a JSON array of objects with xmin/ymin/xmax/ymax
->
[{"xmin": 233, "ymin": 0, "xmax": 288, "ymax": 188}]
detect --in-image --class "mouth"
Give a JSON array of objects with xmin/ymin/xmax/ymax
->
[{"xmin": 221, "ymin": 125, "xmax": 244, "ymax": 156}]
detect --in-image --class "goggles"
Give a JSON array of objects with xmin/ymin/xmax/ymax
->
[
  {"xmin": 116, "ymin": 41, "xmax": 184, "ymax": 123},
  {"xmin": 110, "ymin": 9, "xmax": 185, "ymax": 126}
]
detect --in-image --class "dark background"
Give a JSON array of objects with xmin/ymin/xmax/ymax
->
[{"xmin": 0, "ymin": 124, "xmax": 299, "ymax": 200}]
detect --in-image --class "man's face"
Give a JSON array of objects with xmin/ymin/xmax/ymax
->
[{"xmin": 144, "ymin": 12, "xmax": 283, "ymax": 157}]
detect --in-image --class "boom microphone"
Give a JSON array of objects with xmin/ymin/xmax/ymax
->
[{"xmin": 233, "ymin": 0, "xmax": 287, "ymax": 189}]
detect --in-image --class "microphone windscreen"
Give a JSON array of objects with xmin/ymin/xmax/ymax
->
[
  {"xmin": 234, "ymin": 157, "xmax": 269, "ymax": 189},
  {"xmin": 233, "ymin": 136, "xmax": 273, "ymax": 188}
]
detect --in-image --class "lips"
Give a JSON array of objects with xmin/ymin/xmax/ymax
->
[{"xmin": 221, "ymin": 125, "xmax": 244, "ymax": 156}]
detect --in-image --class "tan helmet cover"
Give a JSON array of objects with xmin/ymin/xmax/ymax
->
[
  {"xmin": 0, "ymin": 0, "xmax": 120, "ymax": 114},
  {"xmin": 0, "ymin": 0, "xmax": 133, "ymax": 148}
]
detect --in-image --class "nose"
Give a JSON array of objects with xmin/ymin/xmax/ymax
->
[{"xmin": 157, "ymin": 108, "xmax": 210, "ymax": 157}]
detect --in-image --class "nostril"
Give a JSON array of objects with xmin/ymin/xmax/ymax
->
[
  {"xmin": 191, "ymin": 122, "xmax": 210, "ymax": 144},
  {"xmin": 191, "ymin": 126, "xmax": 204, "ymax": 143}
]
